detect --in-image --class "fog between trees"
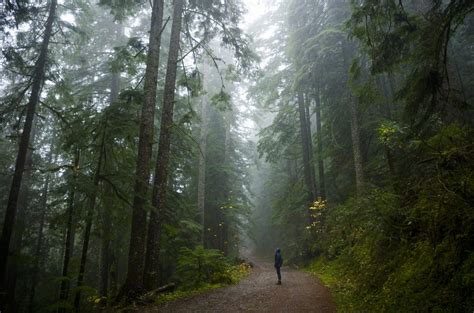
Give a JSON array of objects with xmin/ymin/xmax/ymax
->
[{"xmin": 0, "ymin": 0, "xmax": 473, "ymax": 312}]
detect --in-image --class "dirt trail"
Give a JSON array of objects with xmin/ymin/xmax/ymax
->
[{"xmin": 152, "ymin": 257, "xmax": 337, "ymax": 312}]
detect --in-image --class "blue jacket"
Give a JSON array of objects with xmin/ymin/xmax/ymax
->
[{"xmin": 274, "ymin": 248, "xmax": 283, "ymax": 268}]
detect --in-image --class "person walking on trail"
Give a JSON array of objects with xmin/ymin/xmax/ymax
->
[{"xmin": 274, "ymin": 248, "xmax": 283, "ymax": 285}]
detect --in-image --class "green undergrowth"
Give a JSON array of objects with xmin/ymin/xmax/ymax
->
[
  {"xmin": 305, "ymin": 258, "xmax": 356, "ymax": 312},
  {"xmin": 110, "ymin": 247, "xmax": 252, "ymax": 312},
  {"xmin": 305, "ymin": 125, "xmax": 474, "ymax": 311},
  {"xmin": 144, "ymin": 246, "xmax": 253, "ymax": 307},
  {"xmin": 155, "ymin": 262, "xmax": 251, "ymax": 305}
]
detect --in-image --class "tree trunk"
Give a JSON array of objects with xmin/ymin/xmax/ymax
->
[
  {"xmin": 73, "ymin": 201, "xmax": 94, "ymax": 313},
  {"xmin": 120, "ymin": 0, "xmax": 165, "ymax": 298},
  {"xmin": 341, "ymin": 41, "xmax": 365, "ymax": 195},
  {"xmin": 304, "ymin": 93, "xmax": 318, "ymax": 199},
  {"xmin": 99, "ymin": 215, "xmax": 111, "ymax": 299},
  {"xmin": 221, "ymin": 110, "xmax": 232, "ymax": 256},
  {"xmin": 380, "ymin": 75, "xmax": 393, "ymax": 118},
  {"xmin": 28, "ymin": 141, "xmax": 53, "ymax": 313},
  {"xmin": 0, "ymin": 0, "xmax": 57, "ymax": 308},
  {"xmin": 109, "ymin": 225, "xmax": 125, "ymax": 298},
  {"xmin": 98, "ymin": 71, "xmax": 120, "ymax": 302},
  {"xmin": 314, "ymin": 87, "xmax": 326, "ymax": 200},
  {"xmin": 28, "ymin": 202, "xmax": 47, "ymax": 312},
  {"xmin": 297, "ymin": 92, "xmax": 317, "ymax": 203},
  {"xmin": 73, "ymin": 123, "xmax": 106, "ymax": 312},
  {"xmin": 349, "ymin": 98, "xmax": 364, "ymax": 195},
  {"xmin": 118, "ymin": 0, "xmax": 163, "ymax": 299},
  {"xmin": 6, "ymin": 119, "xmax": 37, "ymax": 311},
  {"xmin": 59, "ymin": 150, "xmax": 80, "ymax": 311},
  {"xmin": 144, "ymin": 0, "xmax": 184, "ymax": 291},
  {"xmin": 73, "ymin": 204, "xmax": 93, "ymax": 313},
  {"xmin": 109, "ymin": 253, "xmax": 118, "ymax": 297},
  {"xmin": 197, "ymin": 99, "xmax": 209, "ymax": 246}
]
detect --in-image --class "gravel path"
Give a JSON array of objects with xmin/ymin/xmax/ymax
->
[{"xmin": 152, "ymin": 257, "xmax": 337, "ymax": 313}]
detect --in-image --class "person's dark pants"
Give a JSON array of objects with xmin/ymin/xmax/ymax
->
[{"xmin": 275, "ymin": 266, "xmax": 281, "ymax": 282}]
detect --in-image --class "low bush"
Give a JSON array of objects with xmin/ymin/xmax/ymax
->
[
  {"xmin": 153, "ymin": 247, "xmax": 251, "ymax": 305},
  {"xmin": 175, "ymin": 246, "xmax": 250, "ymax": 289}
]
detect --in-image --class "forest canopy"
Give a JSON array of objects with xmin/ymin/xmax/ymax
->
[{"xmin": 0, "ymin": 0, "xmax": 473, "ymax": 312}]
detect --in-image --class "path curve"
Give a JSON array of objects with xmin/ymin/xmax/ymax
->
[{"xmin": 152, "ymin": 257, "xmax": 337, "ymax": 313}]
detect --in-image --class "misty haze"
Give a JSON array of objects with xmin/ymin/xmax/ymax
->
[{"xmin": 0, "ymin": 0, "xmax": 473, "ymax": 312}]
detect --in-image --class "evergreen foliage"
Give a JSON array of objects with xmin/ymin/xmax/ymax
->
[
  {"xmin": 249, "ymin": 0, "xmax": 474, "ymax": 311},
  {"xmin": 0, "ymin": 0, "xmax": 473, "ymax": 311},
  {"xmin": 0, "ymin": 0, "xmax": 254, "ymax": 310}
]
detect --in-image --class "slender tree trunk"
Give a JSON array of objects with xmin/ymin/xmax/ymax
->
[
  {"xmin": 98, "ymin": 71, "xmax": 120, "ymax": 302},
  {"xmin": 99, "ymin": 215, "xmax": 111, "ymax": 299},
  {"xmin": 304, "ymin": 93, "xmax": 318, "ymax": 199},
  {"xmin": 28, "ymin": 163, "xmax": 50, "ymax": 312},
  {"xmin": 349, "ymin": 98, "xmax": 364, "ymax": 195},
  {"xmin": 6, "ymin": 119, "xmax": 37, "ymax": 311},
  {"xmin": 144, "ymin": 0, "xmax": 184, "ymax": 291},
  {"xmin": 380, "ymin": 75, "xmax": 393, "ymax": 118},
  {"xmin": 297, "ymin": 92, "xmax": 317, "ymax": 203},
  {"xmin": 314, "ymin": 87, "xmax": 326, "ymax": 200},
  {"xmin": 341, "ymin": 41, "xmax": 365, "ymax": 195},
  {"xmin": 73, "ymin": 205, "xmax": 93, "ymax": 313},
  {"xmin": 28, "ymin": 142, "xmax": 54, "ymax": 313},
  {"xmin": 73, "ymin": 124, "xmax": 107, "ymax": 312},
  {"xmin": 29, "ymin": 210, "xmax": 47, "ymax": 312},
  {"xmin": 120, "ymin": 0, "xmax": 165, "ymax": 298},
  {"xmin": 110, "ymin": 222, "xmax": 125, "ymax": 297},
  {"xmin": 197, "ymin": 99, "xmax": 209, "ymax": 246},
  {"xmin": 58, "ymin": 151, "xmax": 80, "ymax": 311},
  {"xmin": 109, "ymin": 72, "xmax": 120, "ymax": 105},
  {"xmin": 0, "ymin": 1, "xmax": 57, "ymax": 308},
  {"xmin": 109, "ymin": 252, "xmax": 117, "ymax": 297},
  {"xmin": 27, "ymin": 182, "xmax": 48, "ymax": 313},
  {"xmin": 221, "ymin": 110, "xmax": 232, "ymax": 256},
  {"xmin": 73, "ymin": 201, "xmax": 94, "ymax": 313}
]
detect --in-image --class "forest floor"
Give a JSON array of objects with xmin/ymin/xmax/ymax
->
[{"xmin": 148, "ymin": 256, "xmax": 337, "ymax": 313}]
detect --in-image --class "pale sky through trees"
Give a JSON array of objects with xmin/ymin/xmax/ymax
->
[{"xmin": 242, "ymin": 0, "xmax": 266, "ymax": 29}]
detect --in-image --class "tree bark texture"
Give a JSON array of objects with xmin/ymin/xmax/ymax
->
[
  {"xmin": 122, "ymin": 0, "xmax": 165, "ymax": 296},
  {"xmin": 144, "ymin": 0, "xmax": 184, "ymax": 291},
  {"xmin": 0, "ymin": 0, "xmax": 57, "ymax": 309}
]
